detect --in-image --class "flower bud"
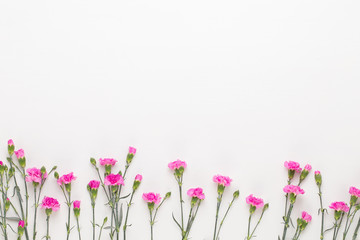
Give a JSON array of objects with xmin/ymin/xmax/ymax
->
[
  {"xmin": 18, "ymin": 220, "xmax": 25, "ymax": 237},
  {"xmin": 133, "ymin": 174, "xmax": 142, "ymax": 191},
  {"xmin": 263, "ymin": 203, "xmax": 269, "ymax": 211},
  {"xmin": 90, "ymin": 158, "xmax": 97, "ymax": 166},
  {"xmin": 126, "ymin": 147, "xmax": 136, "ymax": 164},
  {"xmin": 233, "ymin": 190, "xmax": 240, "ymax": 199},
  {"xmin": 73, "ymin": 200, "xmax": 81, "ymax": 218},
  {"xmin": 14, "ymin": 149, "xmax": 26, "ymax": 168},
  {"xmin": 165, "ymin": 192, "xmax": 171, "ymax": 199},
  {"xmin": 8, "ymin": 139, "xmax": 14, "ymax": 156},
  {"xmin": 54, "ymin": 171, "xmax": 59, "ymax": 179},
  {"xmin": 314, "ymin": 171, "xmax": 322, "ymax": 186},
  {"xmin": 0, "ymin": 162, "xmax": 4, "ymax": 175},
  {"xmin": 41, "ymin": 166, "xmax": 47, "ymax": 175}
]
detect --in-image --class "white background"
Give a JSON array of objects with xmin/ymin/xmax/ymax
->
[{"xmin": 1, "ymin": 1, "xmax": 360, "ymax": 239}]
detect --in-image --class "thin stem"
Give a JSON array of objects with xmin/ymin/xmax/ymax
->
[
  {"xmin": 216, "ymin": 195, "xmax": 235, "ymax": 240},
  {"xmin": 292, "ymin": 226, "xmax": 299, "ymax": 240},
  {"xmin": 92, "ymin": 202, "xmax": 95, "ymax": 240},
  {"xmin": 123, "ymin": 190, "xmax": 135, "ymax": 240},
  {"xmin": 247, "ymin": 214, "xmax": 252, "ymax": 239},
  {"xmin": 335, "ymin": 214, "xmax": 345, "ymax": 239},
  {"xmin": 318, "ymin": 184, "xmax": 325, "ymax": 240},
  {"xmin": 33, "ymin": 187, "xmax": 37, "ymax": 240},
  {"xmin": 353, "ymin": 215, "xmax": 360, "ymax": 240},
  {"xmin": 333, "ymin": 219, "xmax": 339, "ymax": 240},
  {"xmin": 213, "ymin": 193, "xmax": 224, "ymax": 240},
  {"xmin": 343, "ymin": 205, "xmax": 353, "ymax": 239},
  {"xmin": 46, "ymin": 215, "xmax": 50, "ymax": 240},
  {"xmin": 76, "ymin": 217, "xmax": 81, "ymax": 240},
  {"xmin": 282, "ymin": 203, "xmax": 294, "ymax": 240},
  {"xmin": 248, "ymin": 207, "xmax": 267, "ymax": 239},
  {"xmin": 184, "ymin": 201, "xmax": 201, "ymax": 239},
  {"xmin": 150, "ymin": 209, "xmax": 154, "ymax": 240},
  {"xmin": 66, "ymin": 190, "xmax": 71, "ymax": 240},
  {"xmin": 183, "ymin": 205, "xmax": 194, "ymax": 239}
]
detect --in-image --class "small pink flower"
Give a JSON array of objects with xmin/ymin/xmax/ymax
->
[
  {"xmin": 26, "ymin": 168, "xmax": 47, "ymax": 183},
  {"xmin": 0, "ymin": 161, "xmax": 3, "ymax": 166},
  {"xmin": 88, "ymin": 180, "xmax": 100, "ymax": 189},
  {"xmin": 129, "ymin": 147, "xmax": 136, "ymax": 154},
  {"xmin": 57, "ymin": 172, "xmax": 77, "ymax": 185},
  {"xmin": 18, "ymin": 220, "xmax": 25, "ymax": 228},
  {"xmin": 142, "ymin": 192, "xmax": 161, "ymax": 204},
  {"xmin": 349, "ymin": 187, "xmax": 360, "ymax": 198},
  {"xmin": 213, "ymin": 175, "xmax": 232, "ymax": 187},
  {"xmin": 41, "ymin": 196, "xmax": 60, "ymax": 212},
  {"xmin": 8, "ymin": 139, "xmax": 14, "ymax": 146},
  {"xmin": 302, "ymin": 211, "xmax": 312, "ymax": 223},
  {"xmin": 329, "ymin": 201, "xmax": 349, "ymax": 212},
  {"xmin": 315, "ymin": 170, "xmax": 321, "ymax": 175},
  {"xmin": 99, "ymin": 158, "xmax": 117, "ymax": 166},
  {"xmin": 73, "ymin": 200, "xmax": 81, "ymax": 209},
  {"xmin": 304, "ymin": 164, "xmax": 312, "ymax": 171},
  {"xmin": 168, "ymin": 159, "xmax": 187, "ymax": 170},
  {"xmin": 246, "ymin": 194, "xmax": 264, "ymax": 208},
  {"xmin": 135, "ymin": 174, "xmax": 142, "ymax": 182},
  {"xmin": 284, "ymin": 161, "xmax": 301, "ymax": 171},
  {"xmin": 104, "ymin": 174, "xmax": 124, "ymax": 186},
  {"xmin": 187, "ymin": 188, "xmax": 205, "ymax": 200},
  {"xmin": 14, "ymin": 149, "xmax": 25, "ymax": 159},
  {"xmin": 283, "ymin": 185, "xmax": 305, "ymax": 195}
]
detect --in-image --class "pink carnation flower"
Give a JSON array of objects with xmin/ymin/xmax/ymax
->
[
  {"xmin": 18, "ymin": 220, "xmax": 25, "ymax": 228},
  {"xmin": 284, "ymin": 161, "xmax": 300, "ymax": 171},
  {"xmin": 88, "ymin": 180, "xmax": 100, "ymax": 189},
  {"xmin": 304, "ymin": 164, "xmax": 312, "ymax": 171},
  {"xmin": 246, "ymin": 194, "xmax": 264, "ymax": 208},
  {"xmin": 213, "ymin": 175, "xmax": 232, "ymax": 187},
  {"xmin": 302, "ymin": 211, "xmax": 312, "ymax": 223},
  {"xmin": 329, "ymin": 201, "xmax": 349, "ymax": 212},
  {"xmin": 142, "ymin": 192, "xmax": 161, "ymax": 204},
  {"xmin": 0, "ymin": 161, "xmax": 3, "ymax": 166},
  {"xmin": 283, "ymin": 185, "xmax": 305, "ymax": 195},
  {"xmin": 168, "ymin": 159, "xmax": 187, "ymax": 170},
  {"xmin": 129, "ymin": 147, "xmax": 136, "ymax": 154},
  {"xmin": 41, "ymin": 196, "xmax": 60, "ymax": 212},
  {"xmin": 8, "ymin": 139, "xmax": 14, "ymax": 146},
  {"xmin": 99, "ymin": 158, "xmax": 117, "ymax": 166},
  {"xmin": 135, "ymin": 174, "xmax": 142, "ymax": 182},
  {"xmin": 187, "ymin": 188, "xmax": 205, "ymax": 200},
  {"xmin": 73, "ymin": 200, "xmax": 81, "ymax": 209},
  {"xmin": 315, "ymin": 170, "xmax": 321, "ymax": 175},
  {"xmin": 14, "ymin": 149, "xmax": 25, "ymax": 159},
  {"xmin": 26, "ymin": 168, "xmax": 47, "ymax": 183},
  {"xmin": 104, "ymin": 174, "xmax": 124, "ymax": 186},
  {"xmin": 349, "ymin": 187, "xmax": 360, "ymax": 198},
  {"xmin": 57, "ymin": 172, "xmax": 77, "ymax": 185}
]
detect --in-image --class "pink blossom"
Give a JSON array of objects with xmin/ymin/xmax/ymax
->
[
  {"xmin": 142, "ymin": 192, "xmax": 161, "ymax": 204},
  {"xmin": 26, "ymin": 168, "xmax": 47, "ymax": 183},
  {"xmin": 349, "ymin": 187, "xmax": 360, "ymax": 198},
  {"xmin": 88, "ymin": 180, "xmax": 100, "ymax": 189},
  {"xmin": 284, "ymin": 161, "xmax": 301, "ymax": 171},
  {"xmin": 329, "ymin": 201, "xmax": 349, "ymax": 212},
  {"xmin": 18, "ymin": 220, "xmax": 25, "ymax": 228},
  {"xmin": 213, "ymin": 175, "xmax": 232, "ymax": 187},
  {"xmin": 73, "ymin": 200, "xmax": 81, "ymax": 209},
  {"xmin": 283, "ymin": 185, "xmax": 305, "ymax": 195},
  {"xmin": 135, "ymin": 174, "xmax": 142, "ymax": 182},
  {"xmin": 246, "ymin": 194, "xmax": 264, "ymax": 208},
  {"xmin": 129, "ymin": 147, "xmax": 136, "ymax": 154},
  {"xmin": 168, "ymin": 159, "xmax": 187, "ymax": 170},
  {"xmin": 0, "ymin": 161, "xmax": 3, "ymax": 166},
  {"xmin": 41, "ymin": 196, "xmax": 60, "ymax": 212},
  {"xmin": 57, "ymin": 172, "xmax": 77, "ymax": 185},
  {"xmin": 8, "ymin": 139, "xmax": 14, "ymax": 146},
  {"xmin": 14, "ymin": 149, "xmax": 25, "ymax": 159},
  {"xmin": 104, "ymin": 174, "xmax": 124, "ymax": 186},
  {"xmin": 315, "ymin": 171, "xmax": 321, "ymax": 175},
  {"xmin": 99, "ymin": 158, "xmax": 117, "ymax": 166},
  {"xmin": 302, "ymin": 211, "xmax": 312, "ymax": 222},
  {"xmin": 304, "ymin": 164, "xmax": 312, "ymax": 171},
  {"xmin": 187, "ymin": 188, "xmax": 205, "ymax": 200}
]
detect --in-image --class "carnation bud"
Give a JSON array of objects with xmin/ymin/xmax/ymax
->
[
  {"xmin": 8, "ymin": 139, "xmax": 14, "ymax": 156},
  {"xmin": 126, "ymin": 147, "xmax": 136, "ymax": 164},
  {"xmin": 314, "ymin": 171, "xmax": 322, "ymax": 186},
  {"xmin": 73, "ymin": 200, "xmax": 81, "ymax": 218},
  {"xmin": 41, "ymin": 166, "xmax": 47, "ymax": 175},
  {"xmin": 103, "ymin": 217, "xmax": 108, "ymax": 224},
  {"xmin": 90, "ymin": 158, "xmax": 97, "ymax": 166},
  {"xmin": 54, "ymin": 171, "xmax": 59, "ymax": 179},
  {"xmin": 263, "ymin": 203, "xmax": 269, "ymax": 211},
  {"xmin": 165, "ymin": 192, "xmax": 171, "ymax": 199},
  {"xmin": 18, "ymin": 220, "xmax": 25, "ymax": 237},
  {"xmin": 233, "ymin": 190, "xmax": 240, "ymax": 199}
]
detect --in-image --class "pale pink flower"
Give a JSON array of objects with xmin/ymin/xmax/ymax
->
[
  {"xmin": 129, "ymin": 147, "xmax": 136, "ymax": 154},
  {"xmin": 14, "ymin": 149, "xmax": 25, "ymax": 159},
  {"xmin": 142, "ymin": 192, "xmax": 161, "ymax": 204},
  {"xmin": 57, "ymin": 172, "xmax": 77, "ymax": 185},
  {"xmin": 246, "ymin": 194, "xmax": 264, "ymax": 208},
  {"xmin": 349, "ymin": 187, "xmax": 360, "ymax": 198},
  {"xmin": 284, "ymin": 161, "xmax": 301, "ymax": 171},
  {"xmin": 41, "ymin": 196, "xmax": 60, "ymax": 212},
  {"xmin": 104, "ymin": 174, "xmax": 124, "ymax": 186},
  {"xmin": 187, "ymin": 188, "xmax": 205, "ymax": 200},
  {"xmin": 329, "ymin": 201, "xmax": 349, "ymax": 212},
  {"xmin": 8, "ymin": 139, "xmax": 14, "ymax": 146},
  {"xmin": 168, "ymin": 159, "xmax": 187, "ymax": 170},
  {"xmin": 26, "ymin": 168, "xmax": 47, "ymax": 183},
  {"xmin": 302, "ymin": 211, "xmax": 312, "ymax": 223},
  {"xmin": 283, "ymin": 185, "xmax": 305, "ymax": 195},
  {"xmin": 135, "ymin": 174, "xmax": 142, "ymax": 182},
  {"xmin": 304, "ymin": 164, "xmax": 312, "ymax": 171},
  {"xmin": 315, "ymin": 171, "xmax": 321, "ymax": 175},
  {"xmin": 88, "ymin": 180, "xmax": 100, "ymax": 189},
  {"xmin": 213, "ymin": 175, "xmax": 232, "ymax": 187},
  {"xmin": 18, "ymin": 220, "xmax": 25, "ymax": 228},
  {"xmin": 73, "ymin": 200, "xmax": 81, "ymax": 209},
  {"xmin": 99, "ymin": 158, "xmax": 117, "ymax": 166}
]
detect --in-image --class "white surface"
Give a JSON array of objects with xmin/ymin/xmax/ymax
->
[{"xmin": 1, "ymin": 1, "xmax": 360, "ymax": 239}]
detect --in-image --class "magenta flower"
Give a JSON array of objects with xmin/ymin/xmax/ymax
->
[
  {"xmin": 57, "ymin": 172, "xmax": 77, "ymax": 185},
  {"xmin": 283, "ymin": 185, "xmax": 305, "ymax": 195},
  {"xmin": 26, "ymin": 167, "xmax": 48, "ymax": 183},
  {"xmin": 0, "ymin": 161, "xmax": 3, "ymax": 166},
  {"xmin": 302, "ymin": 211, "xmax": 312, "ymax": 223},
  {"xmin": 329, "ymin": 201, "xmax": 349, "ymax": 213},
  {"xmin": 99, "ymin": 158, "xmax": 117, "ymax": 166},
  {"xmin": 8, "ymin": 139, "xmax": 14, "ymax": 146},
  {"xmin": 104, "ymin": 174, "xmax": 124, "ymax": 186},
  {"xmin": 143, "ymin": 192, "xmax": 161, "ymax": 204},
  {"xmin": 14, "ymin": 149, "xmax": 25, "ymax": 159},
  {"xmin": 88, "ymin": 180, "xmax": 100, "ymax": 189},
  {"xmin": 18, "ymin": 220, "xmax": 25, "ymax": 228},
  {"xmin": 284, "ymin": 161, "xmax": 301, "ymax": 171},
  {"xmin": 213, "ymin": 175, "xmax": 232, "ymax": 187},
  {"xmin": 73, "ymin": 200, "xmax": 81, "ymax": 209},
  {"xmin": 187, "ymin": 188, "xmax": 205, "ymax": 200},
  {"xmin": 168, "ymin": 159, "xmax": 187, "ymax": 170},
  {"xmin": 41, "ymin": 196, "xmax": 60, "ymax": 212},
  {"xmin": 246, "ymin": 194, "xmax": 264, "ymax": 209},
  {"xmin": 315, "ymin": 170, "xmax": 321, "ymax": 175},
  {"xmin": 349, "ymin": 187, "xmax": 360, "ymax": 198},
  {"xmin": 135, "ymin": 174, "xmax": 143, "ymax": 182},
  {"xmin": 129, "ymin": 146, "xmax": 136, "ymax": 154},
  {"xmin": 304, "ymin": 164, "xmax": 312, "ymax": 171}
]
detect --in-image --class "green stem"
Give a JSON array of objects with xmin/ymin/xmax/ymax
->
[
  {"xmin": 248, "ymin": 206, "xmax": 267, "ymax": 239},
  {"xmin": 333, "ymin": 219, "xmax": 339, "ymax": 240},
  {"xmin": 92, "ymin": 202, "xmax": 95, "ymax": 240},
  {"xmin": 292, "ymin": 226, "xmax": 299, "ymax": 240},
  {"xmin": 179, "ymin": 182, "xmax": 184, "ymax": 232},
  {"xmin": 185, "ymin": 201, "xmax": 201, "ymax": 239},
  {"xmin": 353, "ymin": 215, "xmax": 360, "ymax": 240},
  {"xmin": 46, "ymin": 215, "xmax": 50, "ymax": 240},
  {"xmin": 123, "ymin": 190, "xmax": 135, "ymax": 240},
  {"xmin": 150, "ymin": 209, "xmax": 154, "ymax": 240},
  {"xmin": 247, "ymin": 213, "xmax": 252, "ymax": 239},
  {"xmin": 76, "ymin": 217, "xmax": 81, "ymax": 240},
  {"xmin": 33, "ymin": 187, "xmax": 37, "ymax": 240},
  {"xmin": 335, "ymin": 214, "xmax": 345, "ymax": 239},
  {"xmin": 318, "ymin": 185, "xmax": 325, "ymax": 240},
  {"xmin": 282, "ymin": 203, "xmax": 294, "ymax": 240},
  {"xmin": 343, "ymin": 205, "xmax": 353, "ymax": 239},
  {"xmin": 216, "ymin": 195, "xmax": 235, "ymax": 240},
  {"xmin": 66, "ymin": 191, "xmax": 71, "ymax": 240}
]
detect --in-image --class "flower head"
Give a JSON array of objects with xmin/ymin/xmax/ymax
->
[
  {"xmin": 18, "ymin": 220, "xmax": 25, "ymax": 228},
  {"xmin": 304, "ymin": 164, "xmax": 312, "ymax": 171},
  {"xmin": 314, "ymin": 170, "xmax": 322, "ymax": 185},
  {"xmin": 8, "ymin": 139, "xmax": 15, "ymax": 156},
  {"xmin": 15, "ymin": 149, "xmax": 25, "ymax": 159},
  {"xmin": 213, "ymin": 175, "xmax": 232, "ymax": 187},
  {"xmin": 8, "ymin": 139, "xmax": 14, "ymax": 146},
  {"xmin": 246, "ymin": 194, "xmax": 264, "ymax": 209},
  {"xmin": 18, "ymin": 220, "xmax": 25, "ymax": 236},
  {"xmin": 302, "ymin": 211, "xmax": 312, "ymax": 223},
  {"xmin": 57, "ymin": 172, "xmax": 77, "ymax": 185},
  {"xmin": 88, "ymin": 180, "xmax": 100, "ymax": 201},
  {"xmin": 129, "ymin": 147, "xmax": 136, "ymax": 154},
  {"xmin": 99, "ymin": 158, "xmax": 117, "ymax": 166},
  {"xmin": 283, "ymin": 185, "xmax": 305, "ymax": 195},
  {"xmin": 329, "ymin": 201, "xmax": 349, "ymax": 213},
  {"xmin": 88, "ymin": 180, "xmax": 100, "ymax": 189},
  {"xmin": 135, "ymin": 174, "xmax": 142, "ymax": 182},
  {"xmin": 104, "ymin": 174, "xmax": 124, "ymax": 186},
  {"xmin": 26, "ymin": 167, "xmax": 48, "ymax": 184},
  {"xmin": 284, "ymin": 161, "xmax": 301, "ymax": 171},
  {"xmin": 143, "ymin": 192, "xmax": 161, "ymax": 204},
  {"xmin": 41, "ymin": 196, "xmax": 60, "ymax": 215},
  {"xmin": 187, "ymin": 188, "xmax": 205, "ymax": 200},
  {"xmin": 73, "ymin": 200, "xmax": 81, "ymax": 209},
  {"xmin": 349, "ymin": 187, "xmax": 360, "ymax": 198},
  {"xmin": 168, "ymin": 159, "xmax": 187, "ymax": 170}
]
